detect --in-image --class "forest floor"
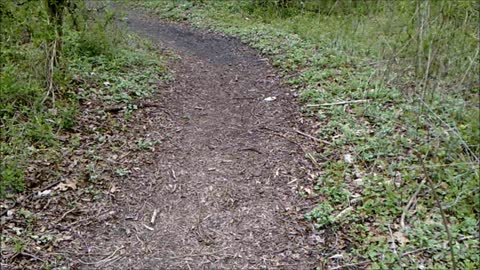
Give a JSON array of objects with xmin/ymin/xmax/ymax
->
[
  {"xmin": 2, "ymin": 2, "xmax": 478, "ymax": 270},
  {"xmin": 63, "ymin": 10, "xmax": 323, "ymax": 269},
  {"xmin": 3, "ymin": 10, "xmax": 324, "ymax": 270}
]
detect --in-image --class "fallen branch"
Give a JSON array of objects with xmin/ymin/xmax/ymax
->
[
  {"xmin": 400, "ymin": 178, "xmax": 426, "ymax": 229},
  {"xmin": 294, "ymin": 129, "xmax": 332, "ymax": 145},
  {"xmin": 55, "ymin": 207, "xmax": 77, "ymax": 223},
  {"xmin": 306, "ymin": 99, "xmax": 369, "ymax": 107},
  {"xmin": 104, "ymin": 102, "xmax": 161, "ymax": 113}
]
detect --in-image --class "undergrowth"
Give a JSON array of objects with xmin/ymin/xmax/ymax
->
[
  {"xmin": 131, "ymin": 0, "xmax": 479, "ymax": 269},
  {"xmin": 0, "ymin": 1, "xmax": 167, "ymax": 197}
]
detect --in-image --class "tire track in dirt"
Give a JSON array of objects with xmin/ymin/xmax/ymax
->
[{"xmin": 71, "ymin": 10, "xmax": 320, "ymax": 269}]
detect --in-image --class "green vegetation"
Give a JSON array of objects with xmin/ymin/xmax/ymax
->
[
  {"xmin": 131, "ymin": 0, "xmax": 479, "ymax": 268},
  {"xmin": 1, "ymin": 1, "xmax": 167, "ymax": 196}
]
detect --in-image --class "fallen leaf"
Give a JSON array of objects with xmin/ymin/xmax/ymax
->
[
  {"xmin": 304, "ymin": 187, "xmax": 313, "ymax": 195},
  {"xmin": 393, "ymin": 231, "xmax": 409, "ymax": 246},
  {"xmin": 264, "ymin": 96, "xmax": 276, "ymax": 102},
  {"xmin": 38, "ymin": 189, "xmax": 52, "ymax": 197},
  {"xmin": 55, "ymin": 180, "xmax": 77, "ymax": 191},
  {"xmin": 344, "ymin": 154, "xmax": 354, "ymax": 164}
]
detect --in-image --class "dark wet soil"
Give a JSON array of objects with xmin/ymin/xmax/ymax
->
[{"xmin": 70, "ymin": 10, "xmax": 319, "ymax": 269}]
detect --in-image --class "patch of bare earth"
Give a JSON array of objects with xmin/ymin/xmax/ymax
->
[{"xmin": 2, "ymin": 11, "xmax": 325, "ymax": 270}]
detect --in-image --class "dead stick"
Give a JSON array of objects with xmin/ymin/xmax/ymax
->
[
  {"xmin": 55, "ymin": 207, "xmax": 77, "ymax": 223},
  {"xmin": 400, "ymin": 178, "xmax": 426, "ymax": 229},
  {"xmin": 294, "ymin": 129, "xmax": 332, "ymax": 145},
  {"xmin": 150, "ymin": 209, "xmax": 158, "ymax": 225},
  {"xmin": 78, "ymin": 246, "xmax": 124, "ymax": 265},
  {"xmin": 306, "ymin": 99, "xmax": 369, "ymax": 107}
]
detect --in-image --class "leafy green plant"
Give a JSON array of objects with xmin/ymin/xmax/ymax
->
[
  {"xmin": 115, "ymin": 168, "xmax": 130, "ymax": 177},
  {"xmin": 0, "ymin": 162, "xmax": 25, "ymax": 196},
  {"xmin": 137, "ymin": 139, "xmax": 155, "ymax": 151},
  {"xmin": 305, "ymin": 202, "xmax": 334, "ymax": 228}
]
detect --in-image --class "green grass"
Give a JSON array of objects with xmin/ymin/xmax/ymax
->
[
  {"xmin": 130, "ymin": 1, "xmax": 479, "ymax": 269},
  {"xmin": 0, "ymin": 2, "xmax": 168, "ymax": 197}
]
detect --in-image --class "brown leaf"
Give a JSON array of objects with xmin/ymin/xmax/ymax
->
[
  {"xmin": 55, "ymin": 180, "xmax": 77, "ymax": 191},
  {"xmin": 393, "ymin": 231, "xmax": 409, "ymax": 246},
  {"xmin": 110, "ymin": 184, "xmax": 117, "ymax": 193}
]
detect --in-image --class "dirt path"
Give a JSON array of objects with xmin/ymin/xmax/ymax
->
[{"xmin": 71, "ymin": 11, "xmax": 319, "ymax": 269}]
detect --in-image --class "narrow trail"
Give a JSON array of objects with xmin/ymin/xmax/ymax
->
[{"xmin": 72, "ymin": 11, "xmax": 319, "ymax": 269}]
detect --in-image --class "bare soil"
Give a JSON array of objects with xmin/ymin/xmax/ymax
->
[{"xmin": 65, "ymin": 11, "xmax": 321, "ymax": 269}]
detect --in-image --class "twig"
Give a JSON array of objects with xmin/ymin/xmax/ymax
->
[
  {"xmin": 420, "ymin": 160, "xmax": 457, "ymax": 270},
  {"xmin": 143, "ymin": 224, "xmax": 154, "ymax": 231},
  {"xmin": 260, "ymin": 127, "xmax": 302, "ymax": 147},
  {"xmin": 150, "ymin": 209, "xmax": 158, "ymax": 225},
  {"xmin": 62, "ymin": 210, "xmax": 113, "ymax": 230},
  {"xmin": 294, "ymin": 129, "xmax": 332, "ymax": 145},
  {"xmin": 306, "ymin": 152, "xmax": 319, "ymax": 167},
  {"xmin": 239, "ymin": 147, "xmax": 263, "ymax": 154},
  {"xmin": 168, "ymin": 248, "xmax": 228, "ymax": 260},
  {"xmin": 55, "ymin": 207, "xmax": 77, "ymax": 223},
  {"xmin": 442, "ymin": 187, "xmax": 479, "ymax": 210},
  {"xmin": 170, "ymin": 168, "xmax": 177, "ymax": 181},
  {"xmin": 104, "ymin": 102, "xmax": 161, "ymax": 113},
  {"xmin": 401, "ymin": 247, "xmax": 430, "ymax": 257},
  {"xmin": 459, "ymin": 45, "xmax": 479, "ymax": 86},
  {"xmin": 78, "ymin": 246, "xmax": 124, "ymax": 266},
  {"xmin": 333, "ymin": 206, "xmax": 353, "ymax": 222},
  {"xmin": 48, "ymin": 251, "xmax": 116, "ymax": 257},
  {"xmin": 0, "ymin": 178, "xmax": 63, "ymax": 217},
  {"xmin": 418, "ymin": 96, "xmax": 479, "ymax": 167},
  {"xmin": 306, "ymin": 99, "xmax": 369, "ymax": 107},
  {"xmin": 387, "ymin": 224, "xmax": 398, "ymax": 256},
  {"xmin": 9, "ymin": 252, "xmax": 46, "ymax": 263},
  {"xmin": 400, "ymin": 178, "xmax": 426, "ymax": 229}
]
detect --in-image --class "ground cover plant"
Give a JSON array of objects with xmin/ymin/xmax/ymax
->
[
  {"xmin": 1, "ymin": 0, "xmax": 167, "ymax": 197},
  {"xmin": 130, "ymin": 0, "xmax": 480, "ymax": 269},
  {"xmin": 1, "ymin": 1, "xmax": 169, "ymax": 268}
]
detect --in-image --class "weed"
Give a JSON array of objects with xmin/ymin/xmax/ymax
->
[
  {"xmin": 115, "ymin": 168, "xmax": 130, "ymax": 177},
  {"xmin": 0, "ymin": 161, "xmax": 25, "ymax": 196},
  {"xmin": 137, "ymin": 139, "xmax": 155, "ymax": 151},
  {"xmin": 13, "ymin": 238, "xmax": 26, "ymax": 253},
  {"xmin": 305, "ymin": 202, "xmax": 334, "ymax": 228}
]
